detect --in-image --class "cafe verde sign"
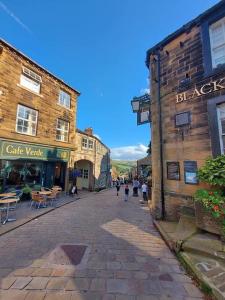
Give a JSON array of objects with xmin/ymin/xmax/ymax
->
[
  {"xmin": 0, "ymin": 141, "xmax": 70, "ymax": 162},
  {"xmin": 176, "ymin": 77, "xmax": 225, "ymax": 103}
]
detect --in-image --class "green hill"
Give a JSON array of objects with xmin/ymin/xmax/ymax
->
[{"xmin": 111, "ymin": 160, "xmax": 136, "ymax": 176}]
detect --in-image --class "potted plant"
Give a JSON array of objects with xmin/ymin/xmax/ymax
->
[
  {"xmin": 194, "ymin": 155, "xmax": 225, "ymax": 237},
  {"xmin": 21, "ymin": 185, "xmax": 32, "ymax": 201}
]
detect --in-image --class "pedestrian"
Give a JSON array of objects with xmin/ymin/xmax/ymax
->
[
  {"xmin": 142, "ymin": 182, "xmax": 148, "ymax": 202},
  {"xmin": 132, "ymin": 178, "xmax": 139, "ymax": 197},
  {"xmin": 124, "ymin": 184, "xmax": 129, "ymax": 201},
  {"xmin": 71, "ymin": 184, "xmax": 78, "ymax": 197},
  {"xmin": 115, "ymin": 178, "xmax": 120, "ymax": 196}
]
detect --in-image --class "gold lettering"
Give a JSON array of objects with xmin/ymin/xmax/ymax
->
[
  {"xmin": 200, "ymin": 83, "xmax": 213, "ymax": 95},
  {"xmin": 212, "ymin": 78, "xmax": 225, "ymax": 91},
  {"xmin": 191, "ymin": 88, "xmax": 201, "ymax": 98},
  {"xmin": 176, "ymin": 92, "xmax": 187, "ymax": 103},
  {"xmin": 5, "ymin": 145, "xmax": 24, "ymax": 155}
]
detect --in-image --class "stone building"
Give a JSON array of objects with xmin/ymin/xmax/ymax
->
[
  {"xmin": 72, "ymin": 128, "xmax": 111, "ymax": 191},
  {"xmin": 0, "ymin": 39, "xmax": 80, "ymax": 192},
  {"xmin": 146, "ymin": 1, "xmax": 225, "ymax": 222}
]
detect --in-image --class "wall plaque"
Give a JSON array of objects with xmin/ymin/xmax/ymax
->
[
  {"xmin": 167, "ymin": 162, "xmax": 180, "ymax": 180},
  {"xmin": 175, "ymin": 112, "xmax": 190, "ymax": 127},
  {"xmin": 184, "ymin": 161, "xmax": 198, "ymax": 184}
]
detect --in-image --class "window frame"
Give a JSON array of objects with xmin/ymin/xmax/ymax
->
[
  {"xmin": 82, "ymin": 138, "xmax": 88, "ymax": 149},
  {"xmin": 56, "ymin": 118, "xmax": 69, "ymax": 142},
  {"xmin": 201, "ymin": 7, "xmax": 225, "ymax": 76},
  {"xmin": 88, "ymin": 139, "xmax": 94, "ymax": 150},
  {"xmin": 83, "ymin": 169, "xmax": 89, "ymax": 179},
  {"xmin": 20, "ymin": 67, "xmax": 42, "ymax": 94},
  {"xmin": 58, "ymin": 90, "xmax": 71, "ymax": 109},
  {"xmin": 16, "ymin": 104, "xmax": 38, "ymax": 136}
]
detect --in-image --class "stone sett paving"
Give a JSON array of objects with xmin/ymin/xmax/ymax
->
[{"xmin": 0, "ymin": 188, "xmax": 205, "ymax": 300}]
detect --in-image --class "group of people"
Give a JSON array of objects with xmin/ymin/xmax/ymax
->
[{"xmin": 115, "ymin": 178, "xmax": 148, "ymax": 202}]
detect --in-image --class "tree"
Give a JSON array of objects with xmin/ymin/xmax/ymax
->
[{"xmin": 147, "ymin": 141, "xmax": 151, "ymax": 155}]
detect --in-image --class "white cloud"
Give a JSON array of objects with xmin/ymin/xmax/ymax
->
[
  {"xmin": 110, "ymin": 144, "xmax": 148, "ymax": 161},
  {"xmin": 94, "ymin": 134, "xmax": 101, "ymax": 140},
  {"xmin": 0, "ymin": 1, "xmax": 32, "ymax": 33},
  {"xmin": 140, "ymin": 88, "xmax": 150, "ymax": 95}
]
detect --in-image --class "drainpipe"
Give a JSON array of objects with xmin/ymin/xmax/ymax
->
[{"xmin": 155, "ymin": 50, "xmax": 165, "ymax": 220}]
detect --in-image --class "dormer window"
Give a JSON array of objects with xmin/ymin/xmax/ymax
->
[
  {"xmin": 209, "ymin": 16, "xmax": 225, "ymax": 69},
  {"xmin": 20, "ymin": 67, "xmax": 42, "ymax": 94}
]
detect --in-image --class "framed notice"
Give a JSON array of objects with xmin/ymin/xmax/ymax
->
[
  {"xmin": 184, "ymin": 161, "xmax": 198, "ymax": 184},
  {"xmin": 167, "ymin": 162, "xmax": 180, "ymax": 180}
]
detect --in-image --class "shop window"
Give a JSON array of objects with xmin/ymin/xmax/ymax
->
[
  {"xmin": 88, "ymin": 140, "xmax": 93, "ymax": 149},
  {"xmin": 217, "ymin": 103, "xmax": 225, "ymax": 154},
  {"xmin": 209, "ymin": 16, "xmax": 225, "ymax": 69},
  {"xmin": 82, "ymin": 138, "xmax": 88, "ymax": 149},
  {"xmin": 83, "ymin": 169, "xmax": 89, "ymax": 179},
  {"xmin": 58, "ymin": 90, "xmax": 71, "ymax": 109},
  {"xmin": 20, "ymin": 66, "xmax": 42, "ymax": 94},
  {"xmin": 56, "ymin": 119, "xmax": 69, "ymax": 142},
  {"xmin": 16, "ymin": 104, "xmax": 38, "ymax": 136}
]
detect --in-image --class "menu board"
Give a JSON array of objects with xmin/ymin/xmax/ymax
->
[
  {"xmin": 184, "ymin": 161, "xmax": 198, "ymax": 184},
  {"xmin": 167, "ymin": 162, "xmax": 180, "ymax": 180}
]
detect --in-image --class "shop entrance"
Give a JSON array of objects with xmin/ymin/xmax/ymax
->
[{"xmin": 54, "ymin": 162, "xmax": 66, "ymax": 189}]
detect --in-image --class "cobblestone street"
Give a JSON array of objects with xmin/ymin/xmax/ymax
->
[{"xmin": 0, "ymin": 188, "xmax": 204, "ymax": 300}]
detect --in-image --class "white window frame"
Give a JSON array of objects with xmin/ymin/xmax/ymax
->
[
  {"xmin": 82, "ymin": 138, "xmax": 88, "ymax": 149},
  {"xmin": 88, "ymin": 140, "xmax": 93, "ymax": 149},
  {"xmin": 16, "ymin": 104, "xmax": 38, "ymax": 136},
  {"xmin": 56, "ymin": 119, "xmax": 69, "ymax": 142},
  {"xmin": 58, "ymin": 90, "xmax": 71, "ymax": 109},
  {"xmin": 217, "ymin": 103, "xmax": 225, "ymax": 154},
  {"xmin": 20, "ymin": 67, "xmax": 42, "ymax": 94},
  {"xmin": 209, "ymin": 16, "xmax": 225, "ymax": 69}
]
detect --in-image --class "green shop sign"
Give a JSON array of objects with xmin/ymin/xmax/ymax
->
[{"xmin": 0, "ymin": 141, "xmax": 70, "ymax": 162}]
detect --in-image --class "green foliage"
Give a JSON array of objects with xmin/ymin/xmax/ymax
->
[
  {"xmin": 197, "ymin": 155, "xmax": 225, "ymax": 186},
  {"xmin": 195, "ymin": 155, "xmax": 225, "ymax": 234},
  {"xmin": 22, "ymin": 185, "xmax": 32, "ymax": 194},
  {"xmin": 111, "ymin": 160, "xmax": 136, "ymax": 176}
]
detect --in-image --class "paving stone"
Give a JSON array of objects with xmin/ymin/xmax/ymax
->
[
  {"xmin": 219, "ymin": 283, "xmax": 225, "ymax": 292},
  {"xmin": 96, "ymin": 270, "xmax": 114, "ymax": 279},
  {"xmin": 211, "ymin": 272, "xmax": 225, "ymax": 285},
  {"xmin": 107, "ymin": 279, "xmax": 129, "ymax": 294},
  {"xmin": 159, "ymin": 273, "xmax": 173, "ymax": 281},
  {"xmin": 13, "ymin": 268, "xmax": 35, "ymax": 277},
  {"xmin": 107, "ymin": 262, "xmax": 121, "ymax": 270},
  {"xmin": 11, "ymin": 277, "xmax": 32, "ymax": 289},
  {"xmin": 90, "ymin": 278, "xmax": 106, "ymax": 291},
  {"xmin": 0, "ymin": 276, "xmax": 17, "ymax": 289},
  {"xmin": 0, "ymin": 290, "xmax": 28, "ymax": 300},
  {"xmin": 24, "ymin": 291, "xmax": 46, "ymax": 300},
  {"xmin": 136, "ymin": 295, "xmax": 158, "ymax": 300},
  {"xmin": 183, "ymin": 283, "xmax": 202, "ymax": 297},
  {"xmin": 102, "ymin": 294, "xmax": 116, "ymax": 300},
  {"xmin": 46, "ymin": 277, "xmax": 69, "ymax": 290},
  {"xmin": 32, "ymin": 268, "xmax": 53, "ymax": 277},
  {"xmin": 25, "ymin": 277, "xmax": 49, "ymax": 290},
  {"xmin": 133, "ymin": 272, "xmax": 148, "ymax": 280},
  {"xmin": 115, "ymin": 295, "xmax": 135, "ymax": 300},
  {"xmin": 70, "ymin": 292, "xmax": 84, "ymax": 300},
  {"xmin": 114, "ymin": 271, "xmax": 132, "ymax": 279},
  {"xmin": 44, "ymin": 291, "xmax": 71, "ymax": 300},
  {"xmin": 51, "ymin": 268, "xmax": 68, "ymax": 277},
  {"xmin": 65, "ymin": 278, "xmax": 91, "ymax": 291}
]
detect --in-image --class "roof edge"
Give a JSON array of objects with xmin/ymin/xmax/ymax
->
[
  {"xmin": 76, "ymin": 129, "xmax": 110, "ymax": 151},
  {"xmin": 0, "ymin": 38, "xmax": 81, "ymax": 95}
]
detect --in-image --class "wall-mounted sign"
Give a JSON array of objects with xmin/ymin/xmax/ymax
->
[
  {"xmin": 167, "ymin": 162, "xmax": 180, "ymax": 180},
  {"xmin": 176, "ymin": 77, "xmax": 225, "ymax": 103},
  {"xmin": 0, "ymin": 140, "xmax": 70, "ymax": 162},
  {"xmin": 184, "ymin": 161, "xmax": 198, "ymax": 184},
  {"xmin": 175, "ymin": 111, "xmax": 191, "ymax": 127}
]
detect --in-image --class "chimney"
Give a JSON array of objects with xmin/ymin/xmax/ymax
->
[{"xmin": 84, "ymin": 127, "xmax": 93, "ymax": 136}]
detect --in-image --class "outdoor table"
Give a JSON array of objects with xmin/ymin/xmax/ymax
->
[
  {"xmin": 0, "ymin": 198, "xmax": 18, "ymax": 224},
  {"xmin": 39, "ymin": 191, "xmax": 52, "ymax": 196},
  {"xmin": 0, "ymin": 193, "xmax": 17, "ymax": 198}
]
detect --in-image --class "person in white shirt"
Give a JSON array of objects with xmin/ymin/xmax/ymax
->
[{"xmin": 141, "ymin": 183, "xmax": 148, "ymax": 201}]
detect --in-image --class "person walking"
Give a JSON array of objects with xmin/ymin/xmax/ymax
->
[
  {"xmin": 132, "ymin": 178, "xmax": 139, "ymax": 197},
  {"xmin": 141, "ymin": 182, "xmax": 148, "ymax": 202},
  {"xmin": 115, "ymin": 178, "xmax": 121, "ymax": 196},
  {"xmin": 124, "ymin": 184, "xmax": 129, "ymax": 202},
  {"xmin": 71, "ymin": 184, "xmax": 78, "ymax": 197}
]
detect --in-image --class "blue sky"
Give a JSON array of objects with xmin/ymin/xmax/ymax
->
[{"xmin": 0, "ymin": 0, "xmax": 219, "ymax": 159}]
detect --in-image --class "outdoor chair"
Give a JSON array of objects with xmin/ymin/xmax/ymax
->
[
  {"xmin": 30, "ymin": 192, "xmax": 46, "ymax": 209},
  {"xmin": 47, "ymin": 190, "xmax": 60, "ymax": 207}
]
